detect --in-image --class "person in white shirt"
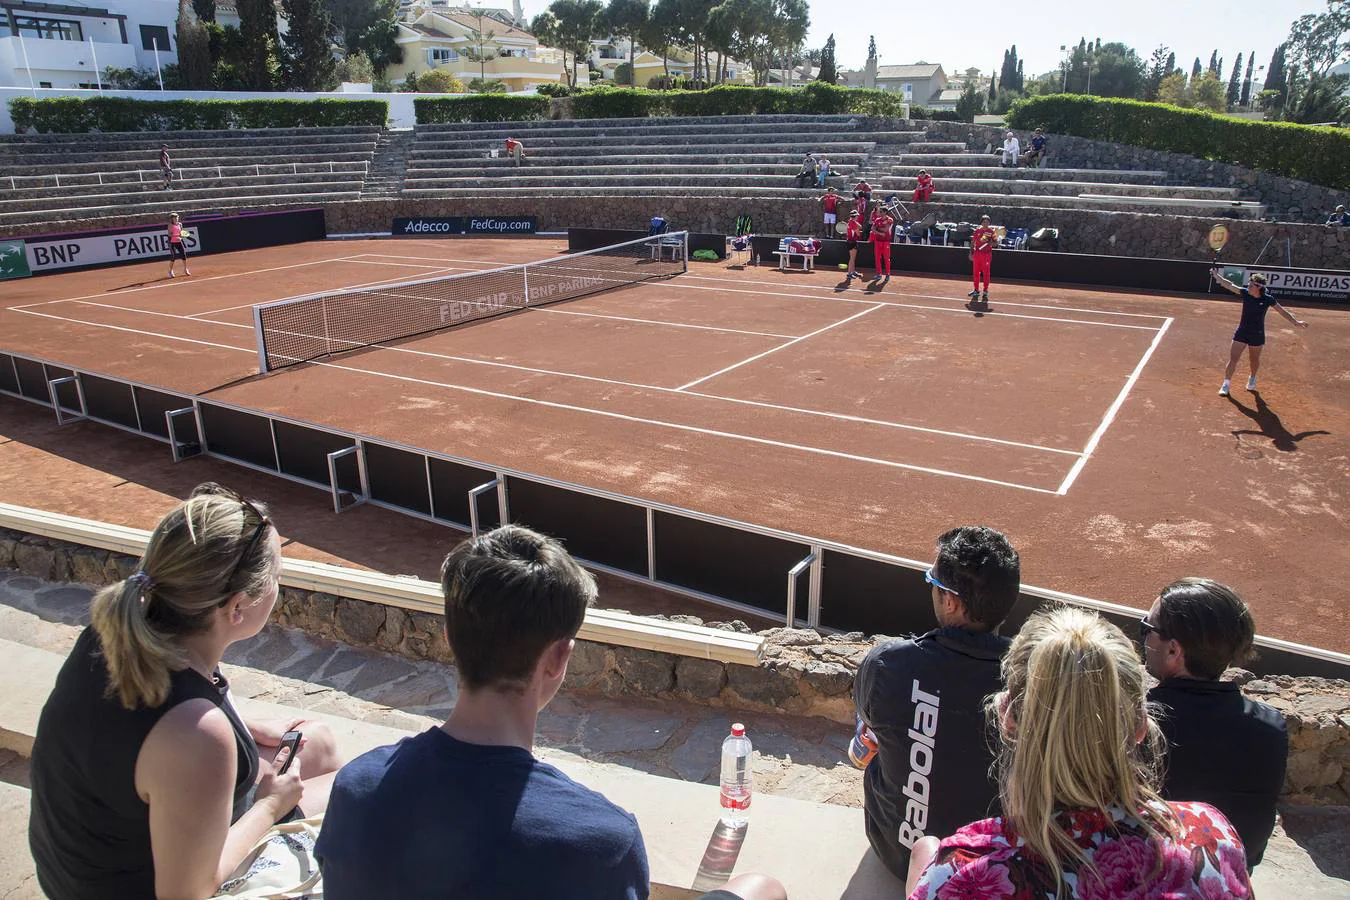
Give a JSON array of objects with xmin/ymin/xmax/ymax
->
[{"xmin": 1001, "ymin": 131, "xmax": 1020, "ymax": 167}]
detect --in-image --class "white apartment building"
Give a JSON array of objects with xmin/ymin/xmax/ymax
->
[{"xmin": 0, "ymin": 0, "xmax": 181, "ymax": 88}]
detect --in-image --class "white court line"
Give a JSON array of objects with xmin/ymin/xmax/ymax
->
[
  {"xmin": 338, "ymin": 259, "xmax": 451, "ymax": 269},
  {"xmin": 310, "ymin": 357, "xmax": 1064, "ymax": 495},
  {"xmin": 6, "ymin": 256, "xmax": 364, "ymax": 311},
  {"xmin": 537, "ymin": 307, "xmax": 796, "ymax": 339},
  {"xmin": 346, "ymin": 253, "xmax": 1160, "ymax": 331},
  {"xmin": 348, "ymin": 252, "xmax": 1172, "ymax": 320},
  {"xmin": 1055, "ymin": 317, "xmax": 1174, "ymax": 495},
  {"xmin": 11, "ymin": 306, "xmax": 1071, "ymax": 491},
  {"xmin": 677, "ymin": 305, "xmax": 885, "ymax": 392},
  {"xmin": 649, "ymin": 281, "xmax": 1163, "ymax": 332},
  {"xmin": 11, "ymin": 308, "xmax": 255, "ymax": 355},
  {"xmin": 189, "ymin": 267, "xmax": 462, "ymax": 318}
]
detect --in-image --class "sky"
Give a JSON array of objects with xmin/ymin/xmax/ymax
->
[
  {"xmin": 806, "ymin": 0, "xmax": 1328, "ymax": 82},
  {"xmin": 513, "ymin": 0, "xmax": 1330, "ymax": 86}
]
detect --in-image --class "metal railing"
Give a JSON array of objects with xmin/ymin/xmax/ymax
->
[{"xmin": 4, "ymin": 159, "xmax": 370, "ymax": 192}]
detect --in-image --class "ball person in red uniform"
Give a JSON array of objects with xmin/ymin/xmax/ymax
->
[
  {"xmin": 913, "ymin": 169, "xmax": 933, "ymax": 203},
  {"xmin": 968, "ymin": 215, "xmax": 996, "ymax": 310},
  {"xmin": 870, "ymin": 207, "xmax": 895, "ymax": 282}
]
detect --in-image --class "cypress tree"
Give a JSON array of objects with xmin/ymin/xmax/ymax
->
[
  {"xmin": 281, "ymin": 0, "xmax": 337, "ymax": 90},
  {"xmin": 1239, "ymin": 52, "xmax": 1254, "ymax": 106},
  {"xmin": 1226, "ymin": 51, "xmax": 1242, "ymax": 109},
  {"xmin": 237, "ymin": 0, "xmax": 280, "ymax": 88}
]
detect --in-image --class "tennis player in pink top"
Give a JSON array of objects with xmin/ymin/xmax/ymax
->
[{"xmin": 167, "ymin": 213, "xmax": 190, "ymax": 278}]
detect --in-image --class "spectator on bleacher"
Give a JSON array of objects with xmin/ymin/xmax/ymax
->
[
  {"xmin": 28, "ymin": 483, "xmax": 344, "ymax": 900},
  {"xmin": 159, "ymin": 144, "xmax": 174, "ymax": 190},
  {"xmin": 852, "ymin": 526, "xmax": 1019, "ymax": 881},
  {"xmin": 505, "ymin": 137, "xmax": 525, "ymax": 166},
  {"xmin": 315, "ymin": 524, "xmax": 785, "ymax": 900},
  {"xmin": 167, "ymin": 212, "xmax": 191, "ymax": 279},
  {"xmin": 1021, "ymin": 127, "xmax": 1048, "ymax": 167},
  {"xmin": 817, "ymin": 186, "xmax": 841, "ymax": 237},
  {"xmin": 1000, "ymin": 131, "xmax": 1020, "ymax": 168},
  {"xmin": 853, "ymin": 178, "xmax": 872, "ymax": 215},
  {"xmin": 817, "ymin": 156, "xmax": 832, "ymax": 188},
  {"xmin": 905, "ymin": 607, "xmax": 1254, "ymax": 899},
  {"xmin": 795, "ymin": 153, "xmax": 818, "ymax": 188},
  {"xmin": 913, "ymin": 169, "xmax": 933, "ymax": 203},
  {"xmin": 1327, "ymin": 204, "xmax": 1349, "ymax": 226},
  {"xmin": 1143, "ymin": 577, "xmax": 1288, "ymax": 871}
]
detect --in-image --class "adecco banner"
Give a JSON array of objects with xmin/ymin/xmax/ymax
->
[
  {"xmin": 23, "ymin": 227, "xmax": 202, "ymax": 273},
  {"xmin": 1224, "ymin": 266, "xmax": 1350, "ymax": 303},
  {"xmin": 393, "ymin": 216, "xmax": 536, "ymax": 236},
  {"xmin": 0, "ymin": 239, "xmax": 31, "ymax": 280}
]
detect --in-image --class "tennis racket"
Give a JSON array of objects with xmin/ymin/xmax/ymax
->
[{"xmin": 835, "ymin": 222, "xmax": 849, "ymax": 236}]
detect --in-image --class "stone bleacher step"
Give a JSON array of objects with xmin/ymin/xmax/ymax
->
[
  {"xmin": 0, "ymin": 180, "xmax": 365, "ymax": 214},
  {"xmin": 889, "ymin": 165, "xmax": 1169, "ymax": 183},
  {"xmin": 876, "ymin": 177, "xmax": 1241, "ymax": 199},
  {"xmin": 0, "ymin": 637, "xmax": 897, "ymax": 900},
  {"xmin": 0, "ymin": 193, "xmax": 361, "ymax": 228}
]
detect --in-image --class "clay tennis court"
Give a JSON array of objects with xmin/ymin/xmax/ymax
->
[{"xmin": 2, "ymin": 235, "xmax": 1348, "ymax": 653}]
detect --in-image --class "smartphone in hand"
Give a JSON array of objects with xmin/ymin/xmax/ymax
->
[{"xmin": 276, "ymin": 730, "xmax": 302, "ymax": 775}]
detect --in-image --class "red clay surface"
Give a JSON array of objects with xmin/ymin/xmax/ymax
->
[{"xmin": 2, "ymin": 236, "xmax": 1348, "ymax": 652}]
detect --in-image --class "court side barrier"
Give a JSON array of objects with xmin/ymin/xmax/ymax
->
[
  {"xmin": 0, "ymin": 502, "xmax": 764, "ymax": 668},
  {"xmin": 3, "ymin": 349, "xmax": 1348, "ymax": 679}
]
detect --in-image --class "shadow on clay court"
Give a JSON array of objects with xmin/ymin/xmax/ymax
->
[
  {"xmin": 1227, "ymin": 393, "xmax": 1330, "ymax": 453},
  {"xmin": 106, "ymin": 277, "xmax": 173, "ymax": 292}
]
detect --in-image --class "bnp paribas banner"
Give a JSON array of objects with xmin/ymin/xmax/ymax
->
[{"xmin": 0, "ymin": 240, "xmax": 31, "ymax": 280}]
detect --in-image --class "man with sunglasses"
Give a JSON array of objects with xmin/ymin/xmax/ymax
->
[
  {"xmin": 1141, "ymin": 578, "xmax": 1288, "ymax": 871},
  {"xmin": 852, "ymin": 526, "xmax": 1020, "ymax": 881}
]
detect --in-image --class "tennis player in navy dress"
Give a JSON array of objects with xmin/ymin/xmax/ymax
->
[{"xmin": 1210, "ymin": 270, "xmax": 1308, "ymax": 396}]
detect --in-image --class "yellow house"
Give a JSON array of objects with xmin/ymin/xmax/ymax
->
[
  {"xmin": 630, "ymin": 49, "xmax": 751, "ymax": 88},
  {"xmin": 386, "ymin": 4, "xmax": 584, "ymax": 92}
]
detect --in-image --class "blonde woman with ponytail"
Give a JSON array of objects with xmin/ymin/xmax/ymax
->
[
  {"xmin": 905, "ymin": 607, "xmax": 1252, "ymax": 899},
  {"xmin": 29, "ymin": 484, "xmax": 343, "ymax": 900}
]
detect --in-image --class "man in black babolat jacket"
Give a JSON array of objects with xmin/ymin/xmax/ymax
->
[{"xmin": 853, "ymin": 526, "xmax": 1020, "ymax": 881}]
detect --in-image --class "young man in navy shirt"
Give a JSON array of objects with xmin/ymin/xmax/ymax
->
[
  {"xmin": 1142, "ymin": 578, "xmax": 1288, "ymax": 871},
  {"xmin": 316, "ymin": 526, "xmax": 785, "ymax": 900},
  {"xmin": 316, "ymin": 526, "xmax": 647, "ymax": 899}
]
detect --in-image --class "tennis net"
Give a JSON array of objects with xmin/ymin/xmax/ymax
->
[{"xmin": 252, "ymin": 231, "xmax": 689, "ymax": 372}]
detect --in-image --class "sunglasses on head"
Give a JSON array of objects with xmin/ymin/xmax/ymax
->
[
  {"xmin": 924, "ymin": 566, "xmax": 960, "ymax": 596},
  {"xmin": 192, "ymin": 484, "xmax": 271, "ymax": 596}
]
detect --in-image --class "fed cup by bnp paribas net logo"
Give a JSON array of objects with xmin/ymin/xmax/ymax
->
[{"xmin": 0, "ymin": 240, "xmax": 31, "ymax": 280}]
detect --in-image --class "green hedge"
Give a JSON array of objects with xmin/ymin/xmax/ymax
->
[
  {"xmin": 410, "ymin": 83, "xmax": 917, "ymax": 123},
  {"xmin": 413, "ymin": 95, "xmax": 549, "ymax": 123},
  {"xmin": 1006, "ymin": 94, "xmax": 1350, "ymax": 190},
  {"xmin": 567, "ymin": 83, "xmax": 913, "ymax": 119},
  {"xmin": 8, "ymin": 97, "xmax": 388, "ymax": 133}
]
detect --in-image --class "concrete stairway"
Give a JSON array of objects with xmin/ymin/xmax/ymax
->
[{"xmin": 362, "ymin": 128, "xmax": 414, "ymax": 199}]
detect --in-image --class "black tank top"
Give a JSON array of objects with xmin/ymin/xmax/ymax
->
[{"xmin": 29, "ymin": 626, "xmax": 259, "ymax": 899}]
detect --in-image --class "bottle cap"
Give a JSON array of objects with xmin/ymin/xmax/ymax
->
[{"xmin": 730, "ymin": 723, "xmax": 745, "ymax": 736}]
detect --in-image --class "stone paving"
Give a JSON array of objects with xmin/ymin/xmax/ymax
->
[{"xmin": 1, "ymin": 570, "xmax": 1347, "ymax": 898}]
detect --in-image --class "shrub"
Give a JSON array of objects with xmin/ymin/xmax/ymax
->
[
  {"xmin": 413, "ymin": 94, "xmax": 549, "ymax": 123},
  {"xmin": 8, "ymin": 96, "xmax": 387, "ymax": 132},
  {"xmin": 418, "ymin": 69, "xmax": 465, "ymax": 93},
  {"xmin": 534, "ymin": 82, "xmax": 574, "ymax": 97},
  {"xmin": 1006, "ymin": 94, "xmax": 1350, "ymax": 190}
]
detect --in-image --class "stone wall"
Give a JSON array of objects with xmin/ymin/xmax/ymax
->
[
  {"xmin": 2, "ymin": 526, "xmax": 1348, "ymax": 805},
  {"xmin": 919, "ymin": 121, "xmax": 1350, "ymax": 224},
  {"xmin": 325, "ymin": 197, "xmax": 1350, "ymax": 270}
]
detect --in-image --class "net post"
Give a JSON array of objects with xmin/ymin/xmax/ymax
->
[
  {"xmin": 682, "ymin": 230, "xmax": 689, "ymax": 273},
  {"xmin": 523, "ymin": 264, "xmax": 530, "ymax": 305},
  {"xmin": 252, "ymin": 305, "xmax": 270, "ymax": 373}
]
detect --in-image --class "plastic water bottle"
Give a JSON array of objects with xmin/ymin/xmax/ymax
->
[
  {"xmin": 719, "ymin": 723, "xmax": 753, "ymax": 827},
  {"xmin": 848, "ymin": 714, "xmax": 878, "ymax": 770}
]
